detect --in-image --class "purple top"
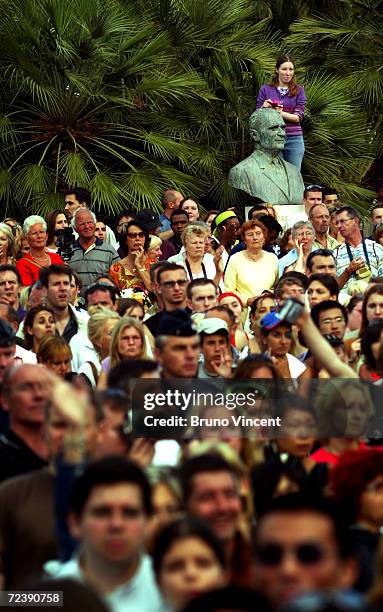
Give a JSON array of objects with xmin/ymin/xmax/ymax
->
[{"xmin": 256, "ymin": 84, "xmax": 306, "ymax": 137}]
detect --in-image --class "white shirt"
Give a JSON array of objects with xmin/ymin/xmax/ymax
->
[{"xmin": 45, "ymin": 554, "xmax": 163, "ymax": 612}]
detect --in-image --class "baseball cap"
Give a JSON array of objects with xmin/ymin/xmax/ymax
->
[
  {"xmin": 157, "ymin": 309, "xmax": 197, "ymax": 337},
  {"xmin": 135, "ymin": 209, "xmax": 161, "ymax": 231},
  {"xmin": 260, "ymin": 311, "xmax": 283, "ymax": 330},
  {"xmin": 198, "ymin": 317, "xmax": 229, "ymax": 335}
]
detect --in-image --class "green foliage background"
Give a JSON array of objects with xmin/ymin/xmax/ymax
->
[{"xmin": 0, "ymin": 0, "xmax": 381, "ymax": 217}]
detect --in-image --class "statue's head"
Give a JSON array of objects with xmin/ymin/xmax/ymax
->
[{"xmin": 249, "ymin": 108, "xmax": 286, "ymax": 153}]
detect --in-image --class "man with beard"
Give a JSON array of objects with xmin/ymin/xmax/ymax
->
[
  {"xmin": 309, "ymin": 203, "xmax": 339, "ymax": 250},
  {"xmin": 181, "ymin": 454, "xmax": 255, "ymax": 588}
]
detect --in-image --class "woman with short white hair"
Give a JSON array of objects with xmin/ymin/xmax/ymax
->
[
  {"xmin": 16, "ymin": 215, "xmax": 64, "ymax": 286},
  {"xmin": 278, "ymin": 220, "xmax": 315, "ymax": 276},
  {"xmin": 168, "ymin": 224, "xmax": 223, "ymax": 286}
]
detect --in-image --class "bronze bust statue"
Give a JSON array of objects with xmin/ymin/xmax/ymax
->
[{"xmin": 228, "ymin": 108, "xmax": 305, "ymax": 205}]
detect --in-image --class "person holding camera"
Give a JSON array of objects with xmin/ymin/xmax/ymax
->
[
  {"xmin": 334, "ymin": 206, "xmax": 383, "ymax": 297},
  {"xmin": 256, "ymin": 54, "xmax": 306, "ymax": 170}
]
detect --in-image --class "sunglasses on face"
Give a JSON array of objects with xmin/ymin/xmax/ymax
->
[
  {"xmin": 161, "ymin": 279, "xmax": 188, "ymax": 288},
  {"xmin": 254, "ymin": 542, "xmax": 325, "ymax": 566},
  {"xmin": 127, "ymin": 232, "xmax": 145, "ymax": 239}
]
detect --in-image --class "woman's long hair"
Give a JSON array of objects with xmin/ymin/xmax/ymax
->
[{"xmin": 270, "ymin": 54, "xmax": 299, "ymax": 97}]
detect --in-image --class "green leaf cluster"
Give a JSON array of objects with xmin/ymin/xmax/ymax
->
[{"xmin": 0, "ymin": 0, "xmax": 380, "ymax": 217}]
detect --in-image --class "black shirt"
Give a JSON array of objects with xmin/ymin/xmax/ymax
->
[{"xmin": 0, "ymin": 430, "xmax": 47, "ymax": 483}]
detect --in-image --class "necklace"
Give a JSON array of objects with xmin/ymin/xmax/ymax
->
[{"xmin": 30, "ymin": 250, "xmax": 50, "ymax": 263}]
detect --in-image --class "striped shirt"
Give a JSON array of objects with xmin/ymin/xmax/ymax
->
[
  {"xmin": 333, "ymin": 239, "xmax": 383, "ymax": 291},
  {"xmin": 68, "ymin": 238, "xmax": 120, "ymax": 294}
]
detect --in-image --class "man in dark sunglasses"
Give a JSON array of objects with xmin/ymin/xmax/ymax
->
[{"xmin": 253, "ymin": 493, "xmax": 356, "ymax": 609}]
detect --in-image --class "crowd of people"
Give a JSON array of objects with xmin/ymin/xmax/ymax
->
[{"xmin": 0, "ymin": 180, "xmax": 382, "ymax": 612}]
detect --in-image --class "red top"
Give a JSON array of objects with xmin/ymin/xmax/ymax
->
[
  {"xmin": 311, "ymin": 442, "xmax": 369, "ymax": 467},
  {"xmin": 16, "ymin": 252, "xmax": 64, "ymax": 286}
]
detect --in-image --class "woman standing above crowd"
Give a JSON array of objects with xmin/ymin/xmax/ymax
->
[{"xmin": 256, "ymin": 54, "xmax": 306, "ymax": 170}]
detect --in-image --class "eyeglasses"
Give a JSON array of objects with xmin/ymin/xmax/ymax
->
[
  {"xmin": 161, "ymin": 279, "xmax": 188, "ymax": 288},
  {"xmin": 296, "ymin": 232, "xmax": 314, "ymax": 238},
  {"xmin": 127, "ymin": 232, "xmax": 145, "ymax": 239},
  {"xmin": 336, "ymin": 218, "xmax": 354, "ymax": 225},
  {"xmin": 254, "ymin": 542, "xmax": 325, "ymax": 567},
  {"xmin": 321, "ymin": 316, "xmax": 345, "ymax": 325}
]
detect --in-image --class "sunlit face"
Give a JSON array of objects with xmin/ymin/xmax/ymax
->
[
  {"xmin": 294, "ymin": 226, "xmax": 314, "ymax": 252},
  {"xmin": 318, "ymin": 308, "xmax": 346, "ymax": 339},
  {"xmin": 277, "ymin": 408, "xmax": 316, "ymax": 458},
  {"xmin": 117, "ymin": 326, "xmax": 143, "ymax": 359},
  {"xmin": 125, "ymin": 305, "xmax": 144, "ymax": 322},
  {"xmin": 276, "ymin": 61, "xmax": 294, "ymax": 85},
  {"xmin": 372, "ymin": 208, "xmax": 383, "ymax": 225},
  {"xmin": 27, "ymin": 223, "xmax": 47, "ymax": 249},
  {"xmin": 185, "ymin": 234, "xmax": 205, "ymax": 258},
  {"xmin": 159, "ymin": 536, "xmax": 224, "ymax": 611},
  {"xmin": 148, "ymin": 245, "xmax": 162, "ymax": 263},
  {"xmin": 252, "ymin": 297, "xmax": 276, "ymax": 328},
  {"xmin": 181, "ymin": 200, "xmax": 199, "ymax": 222},
  {"xmin": 366, "ymin": 294, "xmax": 383, "ymax": 322},
  {"xmin": 219, "ymin": 296, "xmax": 242, "ymax": 324},
  {"xmin": 54, "ymin": 214, "xmax": 69, "ymax": 232},
  {"xmin": 75, "ymin": 211, "xmax": 96, "ymax": 240},
  {"xmin": 27, "ymin": 310, "xmax": 55, "ymax": 343},
  {"xmin": 254, "ymin": 513, "xmax": 351, "ymax": 608},
  {"xmin": 323, "ymin": 194, "xmax": 338, "ymax": 207},
  {"xmin": 95, "ymin": 221, "xmax": 106, "ymax": 241},
  {"xmin": 310, "ymin": 255, "xmax": 336, "ymax": 276},
  {"xmin": 99, "ymin": 318, "xmax": 119, "ymax": 359},
  {"xmin": 46, "ymin": 351, "xmax": 72, "ymax": 378},
  {"xmin": 0, "ymin": 231, "xmax": 10, "ymax": 255},
  {"xmin": 335, "ymin": 212, "xmax": 359, "ymax": 239},
  {"xmin": 0, "ymin": 271, "xmax": 19, "ymax": 303},
  {"xmin": 126, "ymin": 224, "xmax": 145, "ymax": 253},
  {"xmin": 70, "ymin": 483, "xmax": 148, "ymax": 565},
  {"xmin": 265, "ymin": 325, "xmax": 292, "ymax": 357},
  {"xmin": 307, "ymin": 281, "xmax": 335, "ymax": 308},
  {"xmin": 187, "ymin": 471, "xmax": 241, "ymax": 542},
  {"xmin": 303, "ymin": 192, "xmax": 322, "ymax": 213},
  {"xmin": 309, "ymin": 205, "xmax": 330, "ymax": 235},
  {"xmin": 188, "ymin": 285, "xmax": 217, "ymax": 313},
  {"xmin": 244, "ymin": 227, "xmax": 265, "ymax": 250},
  {"xmin": 64, "ymin": 194, "xmax": 82, "ymax": 219}
]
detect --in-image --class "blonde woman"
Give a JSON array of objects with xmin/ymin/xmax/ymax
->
[
  {"xmin": 169, "ymin": 224, "xmax": 223, "ymax": 286},
  {"xmin": 97, "ymin": 316, "xmax": 150, "ymax": 389},
  {"xmin": 70, "ymin": 306, "xmax": 120, "ymax": 387},
  {"xmin": 0, "ymin": 223, "xmax": 17, "ymax": 265}
]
